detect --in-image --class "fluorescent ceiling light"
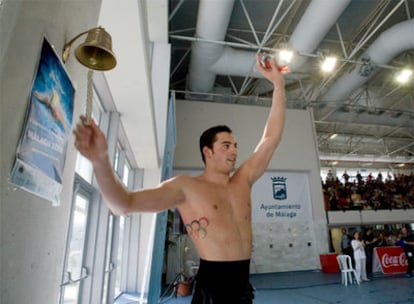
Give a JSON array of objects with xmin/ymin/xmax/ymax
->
[{"xmin": 329, "ymin": 133, "xmax": 337, "ymax": 139}]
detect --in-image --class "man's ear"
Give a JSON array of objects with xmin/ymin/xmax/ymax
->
[{"xmin": 203, "ymin": 146, "xmax": 212, "ymax": 160}]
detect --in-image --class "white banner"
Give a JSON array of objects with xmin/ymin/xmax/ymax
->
[{"xmin": 252, "ymin": 171, "xmax": 312, "ymax": 222}]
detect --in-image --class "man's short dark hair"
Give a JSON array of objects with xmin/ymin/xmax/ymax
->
[{"xmin": 199, "ymin": 125, "xmax": 232, "ymax": 164}]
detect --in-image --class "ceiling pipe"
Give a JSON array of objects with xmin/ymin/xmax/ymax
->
[
  {"xmin": 321, "ymin": 18, "xmax": 414, "ymax": 103},
  {"xmin": 283, "ymin": 0, "xmax": 352, "ymax": 72},
  {"xmin": 187, "ymin": 1, "xmax": 413, "ymax": 108},
  {"xmin": 252, "ymin": 0, "xmax": 352, "ymax": 94},
  {"xmin": 187, "ymin": 0, "xmax": 235, "ymax": 93},
  {"xmin": 211, "ymin": 47, "xmax": 261, "ymax": 78},
  {"xmin": 188, "ymin": 0, "xmax": 351, "ymax": 95}
]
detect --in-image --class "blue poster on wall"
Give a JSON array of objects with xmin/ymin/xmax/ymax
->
[{"xmin": 9, "ymin": 37, "xmax": 75, "ymax": 205}]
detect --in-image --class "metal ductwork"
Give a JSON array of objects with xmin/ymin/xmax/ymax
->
[
  {"xmin": 187, "ymin": 0, "xmax": 235, "ymax": 93},
  {"xmin": 188, "ymin": 1, "xmax": 413, "ymax": 107},
  {"xmin": 211, "ymin": 47, "xmax": 261, "ymax": 77},
  {"xmin": 283, "ymin": 0, "xmax": 352, "ymax": 72},
  {"xmin": 253, "ymin": 0, "xmax": 352, "ymax": 94},
  {"xmin": 187, "ymin": 0, "xmax": 351, "ymax": 95},
  {"xmin": 321, "ymin": 18, "xmax": 414, "ymax": 103}
]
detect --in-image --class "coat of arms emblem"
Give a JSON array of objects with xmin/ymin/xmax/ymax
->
[{"xmin": 272, "ymin": 176, "xmax": 287, "ymax": 200}]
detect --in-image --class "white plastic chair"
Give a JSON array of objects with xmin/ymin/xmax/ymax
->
[{"xmin": 336, "ymin": 254, "xmax": 360, "ymax": 286}]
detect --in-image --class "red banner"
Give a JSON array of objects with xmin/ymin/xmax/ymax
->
[{"xmin": 374, "ymin": 247, "xmax": 407, "ymax": 274}]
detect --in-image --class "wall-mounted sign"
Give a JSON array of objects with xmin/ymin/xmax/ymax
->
[{"xmin": 252, "ymin": 171, "xmax": 312, "ymax": 222}]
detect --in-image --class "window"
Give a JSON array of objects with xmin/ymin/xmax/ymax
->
[
  {"xmin": 102, "ymin": 215, "xmax": 114, "ymax": 302},
  {"xmin": 60, "ymin": 179, "xmax": 93, "ymax": 304}
]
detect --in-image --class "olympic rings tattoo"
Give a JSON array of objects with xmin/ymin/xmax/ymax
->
[{"xmin": 185, "ymin": 217, "xmax": 210, "ymax": 239}]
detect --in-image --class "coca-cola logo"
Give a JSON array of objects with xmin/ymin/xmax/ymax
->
[{"xmin": 381, "ymin": 253, "xmax": 407, "ymax": 268}]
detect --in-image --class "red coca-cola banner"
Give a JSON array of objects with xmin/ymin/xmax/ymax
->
[{"xmin": 374, "ymin": 247, "xmax": 408, "ymax": 274}]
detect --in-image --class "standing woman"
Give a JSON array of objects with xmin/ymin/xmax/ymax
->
[{"xmin": 351, "ymin": 231, "xmax": 370, "ymax": 283}]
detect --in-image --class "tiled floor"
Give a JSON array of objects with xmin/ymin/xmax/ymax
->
[{"xmin": 157, "ymin": 270, "xmax": 414, "ymax": 304}]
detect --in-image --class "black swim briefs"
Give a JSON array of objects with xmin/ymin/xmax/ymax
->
[{"xmin": 191, "ymin": 258, "xmax": 254, "ymax": 304}]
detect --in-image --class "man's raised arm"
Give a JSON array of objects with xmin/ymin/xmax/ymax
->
[
  {"xmin": 73, "ymin": 116, "xmax": 182, "ymax": 215},
  {"xmin": 244, "ymin": 53, "xmax": 286, "ymax": 183}
]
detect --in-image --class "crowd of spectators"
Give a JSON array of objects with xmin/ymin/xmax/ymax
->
[{"xmin": 322, "ymin": 171, "xmax": 414, "ymax": 211}]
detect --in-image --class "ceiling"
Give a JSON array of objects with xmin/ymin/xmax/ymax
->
[
  {"xmin": 168, "ymin": 0, "xmax": 414, "ymax": 171},
  {"xmin": 99, "ymin": 0, "xmax": 169, "ymax": 169}
]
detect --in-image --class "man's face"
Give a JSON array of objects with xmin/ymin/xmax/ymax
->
[{"xmin": 209, "ymin": 132, "xmax": 238, "ymax": 171}]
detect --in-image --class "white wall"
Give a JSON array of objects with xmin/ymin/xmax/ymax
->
[
  {"xmin": 328, "ymin": 209, "xmax": 414, "ymax": 226},
  {"xmin": 173, "ymin": 99, "xmax": 328, "ymax": 273},
  {"xmin": 0, "ymin": 1, "xmax": 101, "ymax": 303}
]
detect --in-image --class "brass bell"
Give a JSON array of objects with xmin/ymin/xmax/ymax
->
[{"xmin": 74, "ymin": 27, "xmax": 117, "ymax": 71}]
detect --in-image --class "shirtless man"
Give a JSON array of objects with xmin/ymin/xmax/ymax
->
[{"xmin": 73, "ymin": 53, "xmax": 285, "ymax": 303}]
